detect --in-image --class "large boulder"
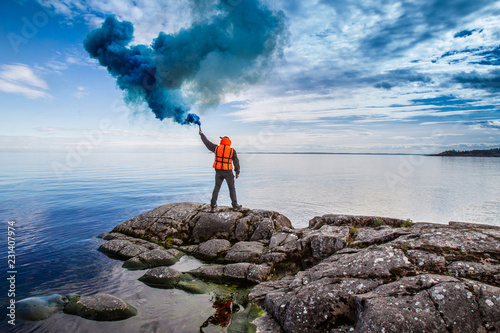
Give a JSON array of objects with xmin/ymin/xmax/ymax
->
[
  {"xmin": 113, "ymin": 202, "xmax": 207, "ymax": 243},
  {"xmin": 111, "ymin": 203, "xmax": 291, "ymax": 245}
]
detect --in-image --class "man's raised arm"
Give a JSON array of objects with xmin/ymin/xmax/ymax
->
[{"xmin": 199, "ymin": 128, "xmax": 217, "ymax": 152}]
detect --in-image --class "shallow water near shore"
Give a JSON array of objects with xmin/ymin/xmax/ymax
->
[{"xmin": 1, "ymin": 151, "xmax": 499, "ymax": 331}]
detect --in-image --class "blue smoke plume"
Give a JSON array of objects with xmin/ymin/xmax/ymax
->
[{"xmin": 83, "ymin": 0, "xmax": 287, "ymax": 127}]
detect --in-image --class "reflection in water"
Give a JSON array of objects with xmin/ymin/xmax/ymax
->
[{"xmin": 200, "ymin": 294, "xmax": 238, "ymax": 332}]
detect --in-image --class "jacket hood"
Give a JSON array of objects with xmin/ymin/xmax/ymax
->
[{"xmin": 220, "ymin": 136, "xmax": 231, "ymax": 146}]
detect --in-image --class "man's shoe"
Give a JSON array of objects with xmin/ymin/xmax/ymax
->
[
  {"xmin": 232, "ymin": 204, "xmax": 242, "ymax": 211},
  {"xmin": 210, "ymin": 205, "xmax": 217, "ymax": 213}
]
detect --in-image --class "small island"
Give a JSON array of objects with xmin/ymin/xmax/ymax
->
[{"xmin": 430, "ymin": 148, "xmax": 500, "ymax": 157}]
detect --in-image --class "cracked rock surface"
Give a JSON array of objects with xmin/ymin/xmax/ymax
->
[{"xmin": 98, "ymin": 202, "xmax": 500, "ymax": 332}]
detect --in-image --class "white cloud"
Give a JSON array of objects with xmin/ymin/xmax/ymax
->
[
  {"xmin": 0, "ymin": 64, "xmax": 51, "ymax": 99},
  {"xmin": 73, "ymin": 86, "xmax": 88, "ymax": 99},
  {"xmin": 38, "ymin": 0, "xmax": 194, "ymax": 44}
]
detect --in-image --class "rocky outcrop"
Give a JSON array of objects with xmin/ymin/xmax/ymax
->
[
  {"xmin": 97, "ymin": 202, "xmax": 500, "ymax": 332},
  {"xmin": 111, "ymin": 202, "xmax": 292, "ymax": 245},
  {"xmin": 249, "ymin": 220, "xmax": 500, "ymax": 333}
]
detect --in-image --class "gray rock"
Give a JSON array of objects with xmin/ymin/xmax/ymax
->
[
  {"xmin": 467, "ymin": 280, "xmax": 500, "ymax": 331},
  {"xmin": 225, "ymin": 263, "xmax": 252, "ymax": 280},
  {"xmin": 189, "ymin": 263, "xmax": 271, "ymax": 284},
  {"xmin": 247, "ymin": 264, "xmax": 273, "ymax": 283},
  {"xmin": 252, "ymin": 314, "xmax": 284, "ymax": 333},
  {"xmin": 178, "ymin": 245, "xmax": 198, "ymax": 253},
  {"xmin": 190, "ymin": 210, "xmax": 243, "ymax": 243},
  {"xmin": 122, "ymin": 248, "xmax": 182, "ymax": 269},
  {"xmin": 309, "ymin": 214, "xmax": 405, "ymax": 229},
  {"xmin": 355, "ymin": 290, "xmax": 448, "ymax": 332},
  {"xmin": 260, "ymin": 251, "xmax": 287, "ymax": 264},
  {"xmin": 225, "ymin": 241, "xmax": 265, "ymax": 263},
  {"xmin": 249, "ymin": 276, "xmax": 295, "ymax": 307},
  {"xmin": 274, "ymin": 213, "xmax": 293, "ymax": 230},
  {"xmin": 447, "ymin": 261, "xmax": 500, "ymax": 285},
  {"xmin": 279, "ymin": 278, "xmax": 378, "ymax": 333},
  {"xmin": 269, "ymin": 232, "xmax": 291, "ymax": 250},
  {"xmin": 17, "ymin": 294, "xmax": 69, "ymax": 321},
  {"xmin": 138, "ymin": 267, "xmax": 182, "ymax": 288},
  {"xmin": 406, "ymin": 249, "xmax": 447, "ymax": 271},
  {"xmin": 63, "ymin": 293, "xmax": 137, "ymax": 321},
  {"xmin": 196, "ymin": 239, "xmax": 232, "ymax": 259},
  {"xmin": 302, "ymin": 225, "xmax": 349, "ymax": 259},
  {"xmin": 307, "ymin": 244, "xmax": 412, "ymax": 280},
  {"xmin": 350, "ymin": 225, "xmax": 410, "ymax": 247},
  {"xmin": 250, "ymin": 218, "xmax": 274, "ymax": 241},
  {"xmin": 428, "ymin": 282, "xmax": 484, "ymax": 332},
  {"xmin": 98, "ymin": 239, "xmax": 149, "ymax": 260},
  {"xmin": 266, "ymin": 231, "xmax": 305, "ymax": 263},
  {"xmin": 100, "ymin": 204, "xmax": 500, "ymax": 332},
  {"xmin": 113, "ymin": 202, "xmax": 206, "ymax": 242},
  {"xmin": 394, "ymin": 224, "xmax": 500, "ymax": 258},
  {"xmin": 107, "ymin": 203, "xmax": 292, "ymax": 247},
  {"xmin": 189, "ymin": 264, "xmax": 227, "ymax": 283},
  {"xmin": 235, "ymin": 210, "xmax": 292, "ymax": 241},
  {"xmin": 352, "ymin": 274, "xmax": 497, "ymax": 333}
]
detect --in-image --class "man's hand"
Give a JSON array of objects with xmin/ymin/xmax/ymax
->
[
  {"xmin": 236, "ymin": 173, "xmax": 239, "ymax": 179},
  {"xmin": 199, "ymin": 128, "xmax": 203, "ymax": 135}
]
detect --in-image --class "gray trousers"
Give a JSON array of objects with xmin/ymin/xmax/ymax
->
[{"xmin": 211, "ymin": 170, "xmax": 238, "ymax": 208}]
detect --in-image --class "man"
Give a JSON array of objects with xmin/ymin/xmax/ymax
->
[{"xmin": 199, "ymin": 128, "xmax": 242, "ymax": 212}]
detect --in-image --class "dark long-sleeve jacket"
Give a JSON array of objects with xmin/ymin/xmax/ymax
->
[{"xmin": 200, "ymin": 133, "xmax": 240, "ymax": 175}]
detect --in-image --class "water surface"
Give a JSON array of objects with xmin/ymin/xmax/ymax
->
[{"xmin": 1, "ymin": 151, "xmax": 498, "ymax": 331}]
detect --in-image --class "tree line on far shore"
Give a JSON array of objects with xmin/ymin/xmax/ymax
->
[{"xmin": 431, "ymin": 148, "xmax": 500, "ymax": 157}]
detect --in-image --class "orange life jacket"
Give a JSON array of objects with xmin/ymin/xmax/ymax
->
[{"xmin": 213, "ymin": 144, "xmax": 234, "ymax": 170}]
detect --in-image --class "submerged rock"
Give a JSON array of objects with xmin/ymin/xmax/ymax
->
[
  {"xmin": 63, "ymin": 293, "xmax": 137, "ymax": 321},
  {"xmin": 138, "ymin": 267, "xmax": 213, "ymax": 294},
  {"xmin": 139, "ymin": 266, "xmax": 182, "ymax": 287},
  {"xmin": 17, "ymin": 294, "xmax": 69, "ymax": 321}
]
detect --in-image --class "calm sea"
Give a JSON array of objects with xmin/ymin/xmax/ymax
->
[{"xmin": 1, "ymin": 151, "xmax": 499, "ymax": 332}]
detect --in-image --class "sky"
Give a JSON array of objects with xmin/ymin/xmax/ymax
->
[{"xmin": 1, "ymin": 0, "xmax": 500, "ymax": 154}]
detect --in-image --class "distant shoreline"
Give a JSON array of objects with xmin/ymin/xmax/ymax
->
[{"xmin": 428, "ymin": 148, "xmax": 500, "ymax": 157}]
